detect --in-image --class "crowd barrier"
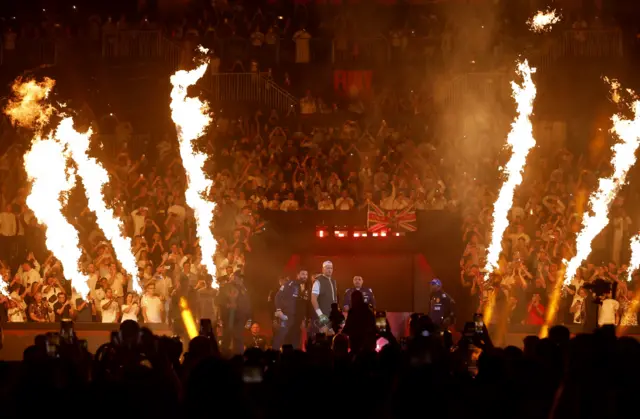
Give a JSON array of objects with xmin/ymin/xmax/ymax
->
[
  {"xmin": 436, "ymin": 71, "xmax": 510, "ymax": 108},
  {"xmin": 436, "ymin": 28, "xmax": 624, "ymax": 108},
  {"xmin": 206, "ymin": 72, "xmax": 298, "ymax": 114},
  {"xmin": 0, "ymin": 38, "xmax": 57, "ymax": 68},
  {"xmin": 561, "ymin": 28, "xmax": 623, "ymax": 58},
  {"xmin": 102, "ymin": 30, "xmax": 162, "ymax": 60}
]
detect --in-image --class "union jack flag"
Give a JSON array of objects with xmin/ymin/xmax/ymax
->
[{"xmin": 367, "ymin": 202, "xmax": 417, "ymax": 232}]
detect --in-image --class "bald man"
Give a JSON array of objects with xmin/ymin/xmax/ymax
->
[
  {"xmin": 311, "ymin": 261, "xmax": 337, "ymax": 333},
  {"xmin": 343, "ymin": 276, "xmax": 376, "ymax": 311}
]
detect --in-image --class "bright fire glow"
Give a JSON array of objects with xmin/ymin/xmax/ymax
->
[
  {"xmin": 527, "ymin": 9, "xmax": 561, "ymax": 33},
  {"xmin": 179, "ymin": 296, "xmax": 199, "ymax": 339},
  {"xmin": 563, "ymin": 81, "xmax": 640, "ymax": 285},
  {"xmin": 24, "ymin": 137, "xmax": 89, "ymax": 296},
  {"xmin": 169, "ymin": 49, "xmax": 217, "ymax": 286},
  {"xmin": 484, "ymin": 60, "xmax": 537, "ymax": 278},
  {"xmin": 5, "ymin": 77, "xmax": 56, "ymax": 128},
  {"xmin": 55, "ymin": 118, "xmax": 142, "ymax": 293},
  {"xmin": 628, "ymin": 235, "xmax": 640, "ymax": 281},
  {"xmin": 0, "ymin": 273, "xmax": 8, "ymax": 297}
]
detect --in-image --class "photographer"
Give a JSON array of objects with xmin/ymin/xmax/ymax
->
[{"xmin": 28, "ymin": 291, "xmax": 51, "ymax": 322}]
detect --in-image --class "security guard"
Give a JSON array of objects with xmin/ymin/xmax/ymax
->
[
  {"xmin": 428, "ymin": 278, "xmax": 455, "ymax": 327},
  {"xmin": 343, "ymin": 276, "xmax": 376, "ymax": 311},
  {"xmin": 273, "ymin": 269, "xmax": 308, "ymax": 350}
]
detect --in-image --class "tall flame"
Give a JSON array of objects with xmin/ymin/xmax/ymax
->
[
  {"xmin": 0, "ymin": 273, "xmax": 8, "ymax": 297},
  {"xmin": 5, "ymin": 77, "xmax": 56, "ymax": 128},
  {"xmin": 628, "ymin": 235, "xmax": 640, "ymax": 281},
  {"xmin": 527, "ymin": 9, "xmax": 561, "ymax": 33},
  {"xmin": 24, "ymin": 137, "xmax": 89, "ymax": 296},
  {"xmin": 563, "ymin": 81, "xmax": 640, "ymax": 285},
  {"xmin": 169, "ymin": 51, "xmax": 217, "ymax": 286},
  {"xmin": 483, "ymin": 60, "xmax": 537, "ymax": 278},
  {"xmin": 55, "ymin": 118, "xmax": 142, "ymax": 293}
]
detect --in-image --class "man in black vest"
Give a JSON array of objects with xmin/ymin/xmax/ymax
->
[{"xmin": 311, "ymin": 261, "xmax": 338, "ymax": 334}]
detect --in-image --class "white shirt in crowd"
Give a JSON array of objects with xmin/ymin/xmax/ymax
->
[
  {"xmin": 318, "ymin": 199, "xmax": 334, "ymax": 210},
  {"xmin": 154, "ymin": 275, "xmax": 172, "ymax": 300},
  {"xmin": 22, "ymin": 268, "xmax": 42, "ymax": 290},
  {"xmin": 94, "ymin": 288, "xmax": 106, "ymax": 312},
  {"xmin": 141, "ymin": 294, "xmax": 164, "ymax": 323},
  {"xmin": 88, "ymin": 273, "xmax": 99, "ymax": 297},
  {"xmin": 572, "ymin": 295, "xmax": 585, "ymax": 324},
  {"xmin": 108, "ymin": 272, "xmax": 125, "ymax": 298},
  {"xmin": 300, "ymin": 97, "xmax": 317, "ymax": 115},
  {"xmin": 121, "ymin": 303, "xmax": 139, "ymax": 322},
  {"xmin": 335, "ymin": 197, "xmax": 354, "ymax": 210},
  {"xmin": 280, "ymin": 199, "xmax": 299, "ymax": 211},
  {"xmin": 131, "ymin": 209, "xmax": 147, "ymax": 235},
  {"xmin": 101, "ymin": 299, "xmax": 119, "ymax": 323},
  {"xmin": 293, "ymin": 29, "xmax": 311, "ymax": 63},
  {"xmin": 42, "ymin": 285, "xmax": 62, "ymax": 308},
  {"xmin": 598, "ymin": 298, "xmax": 620, "ymax": 326},
  {"xmin": 0, "ymin": 211, "xmax": 16, "ymax": 236}
]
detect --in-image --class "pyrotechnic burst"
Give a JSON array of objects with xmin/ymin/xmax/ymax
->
[
  {"xmin": 628, "ymin": 235, "xmax": 640, "ymax": 282},
  {"xmin": 55, "ymin": 118, "xmax": 142, "ymax": 293},
  {"xmin": 0, "ymin": 273, "xmax": 9, "ymax": 297},
  {"xmin": 5, "ymin": 77, "xmax": 56, "ymax": 129},
  {"xmin": 483, "ymin": 60, "xmax": 537, "ymax": 279},
  {"xmin": 527, "ymin": 9, "xmax": 561, "ymax": 33},
  {"xmin": 169, "ymin": 48, "xmax": 218, "ymax": 286},
  {"xmin": 563, "ymin": 80, "xmax": 640, "ymax": 285},
  {"xmin": 24, "ymin": 137, "xmax": 90, "ymax": 296}
]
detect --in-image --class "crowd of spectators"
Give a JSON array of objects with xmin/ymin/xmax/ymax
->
[
  {"xmin": 2, "ymin": 314, "xmax": 639, "ymax": 419},
  {"xmin": 0, "ymin": 0, "xmax": 636, "ymax": 335},
  {"xmin": 458, "ymin": 142, "xmax": 640, "ymax": 331}
]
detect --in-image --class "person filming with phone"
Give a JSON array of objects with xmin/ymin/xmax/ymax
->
[{"xmin": 428, "ymin": 278, "xmax": 456, "ymax": 329}]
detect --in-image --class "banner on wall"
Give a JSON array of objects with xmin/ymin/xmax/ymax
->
[{"xmin": 333, "ymin": 70, "xmax": 373, "ymax": 97}]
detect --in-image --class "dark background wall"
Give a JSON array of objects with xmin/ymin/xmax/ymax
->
[{"xmin": 300, "ymin": 253, "xmax": 415, "ymax": 312}]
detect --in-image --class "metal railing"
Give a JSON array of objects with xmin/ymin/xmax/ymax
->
[
  {"xmin": 437, "ymin": 28, "xmax": 624, "ymax": 108},
  {"xmin": 0, "ymin": 38, "xmax": 57, "ymax": 66},
  {"xmin": 332, "ymin": 36, "xmax": 391, "ymax": 65},
  {"xmin": 205, "ymin": 72, "xmax": 298, "ymax": 113},
  {"xmin": 437, "ymin": 71, "xmax": 510, "ymax": 108},
  {"xmin": 102, "ymin": 30, "xmax": 162, "ymax": 60},
  {"xmin": 561, "ymin": 29, "xmax": 623, "ymax": 58}
]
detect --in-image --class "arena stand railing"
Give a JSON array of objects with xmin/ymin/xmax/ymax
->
[
  {"xmin": 0, "ymin": 38, "xmax": 57, "ymax": 68},
  {"xmin": 561, "ymin": 28, "xmax": 624, "ymax": 59},
  {"xmin": 435, "ymin": 28, "xmax": 625, "ymax": 110},
  {"xmin": 205, "ymin": 72, "xmax": 298, "ymax": 114}
]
